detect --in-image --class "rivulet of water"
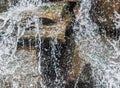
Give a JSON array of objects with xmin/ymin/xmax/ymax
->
[
  {"xmin": 0, "ymin": 0, "xmax": 120, "ymax": 88},
  {"xmin": 74, "ymin": 0, "xmax": 120, "ymax": 88},
  {"xmin": 0, "ymin": 0, "xmax": 44, "ymax": 87}
]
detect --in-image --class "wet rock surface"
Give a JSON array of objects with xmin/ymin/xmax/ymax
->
[
  {"xmin": 90, "ymin": 0, "xmax": 120, "ymax": 39},
  {"xmin": 12, "ymin": 1, "xmax": 73, "ymax": 41},
  {"xmin": 0, "ymin": 0, "xmax": 94, "ymax": 88},
  {"xmin": 0, "ymin": 0, "xmax": 9, "ymax": 12}
]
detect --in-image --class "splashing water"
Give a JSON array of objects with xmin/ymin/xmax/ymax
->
[
  {"xmin": 0, "ymin": 0, "xmax": 65, "ymax": 88},
  {"xmin": 0, "ymin": 0, "xmax": 44, "ymax": 87},
  {"xmin": 75, "ymin": 0, "xmax": 120, "ymax": 88},
  {"xmin": 0, "ymin": 0, "xmax": 42, "ymax": 74},
  {"xmin": 0, "ymin": 0, "xmax": 120, "ymax": 88}
]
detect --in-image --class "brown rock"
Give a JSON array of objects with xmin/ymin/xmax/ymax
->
[{"xmin": 17, "ymin": 1, "xmax": 73, "ymax": 42}]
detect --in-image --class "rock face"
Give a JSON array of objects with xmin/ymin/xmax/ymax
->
[{"xmin": 90, "ymin": 0, "xmax": 120, "ymax": 39}]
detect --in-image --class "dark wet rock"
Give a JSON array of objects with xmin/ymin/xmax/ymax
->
[
  {"xmin": 90, "ymin": 0, "xmax": 120, "ymax": 39},
  {"xmin": 0, "ymin": 0, "xmax": 19, "ymax": 12},
  {"xmin": 78, "ymin": 64, "xmax": 93, "ymax": 88},
  {"xmin": 37, "ymin": 38, "xmax": 66, "ymax": 87},
  {"xmin": 65, "ymin": 64, "xmax": 93, "ymax": 88},
  {"xmin": 36, "ymin": 32, "xmax": 76, "ymax": 87},
  {"xmin": 0, "ymin": 0, "xmax": 9, "ymax": 12}
]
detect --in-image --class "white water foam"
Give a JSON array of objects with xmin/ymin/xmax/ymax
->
[{"xmin": 74, "ymin": 0, "xmax": 120, "ymax": 88}]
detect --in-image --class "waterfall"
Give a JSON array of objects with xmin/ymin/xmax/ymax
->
[
  {"xmin": 0, "ymin": 0, "xmax": 43, "ymax": 87},
  {"xmin": 0, "ymin": 0, "xmax": 66, "ymax": 88},
  {"xmin": 0, "ymin": 0, "xmax": 120, "ymax": 88},
  {"xmin": 75, "ymin": 0, "xmax": 120, "ymax": 88}
]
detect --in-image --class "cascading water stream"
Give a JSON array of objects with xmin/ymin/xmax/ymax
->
[
  {"xmin": 0, "ymin": 0, "xmax": 44, "ymax": 87},
  {"xmin": 74, "ymin": 0, "xmax": 120, "ymax": 88},
  {"xmin": 0, "ymin": 0, "xmax": 65, "ymax": 88},
  {"xmin": 0, "ymin": 0, "xmax": 120, "ymax": 88}
]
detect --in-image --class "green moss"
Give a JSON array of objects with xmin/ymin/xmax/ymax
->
[{"xmin": 38, "ymin": 2, "xmax": 67, "ymax": 11}]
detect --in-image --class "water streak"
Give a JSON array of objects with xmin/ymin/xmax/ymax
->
[{"xmin": 75, "ymin": 0, "xmax": 120, "ymax": 88}]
